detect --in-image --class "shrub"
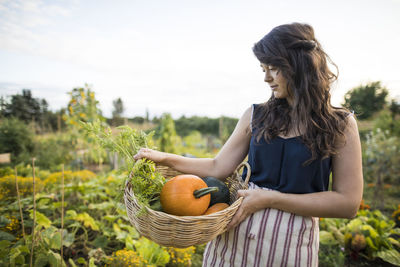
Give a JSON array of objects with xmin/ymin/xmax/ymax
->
[
  {"xmin": 363, "ymin": 129, "xmax": 400, "ymax": 209},
  {"xmin": 42, "ymin": 170, "xmax": 96, "ymax": 188},
  {"xmin": 167, "ymin": 246, "xmax": 196, "ymax": 266},
  {"xmin": 0, "ymin": 175, "xmax": 44, "ymax": 200},
  {"xmin": 319, "ymin": 209, "xmax": 400, "ymax": 266},
  {"xmin": 0, "ymin": 118, "xmax": 35, "ymax": 164},
  {"xmin": 34, "ymin": 133, "xmax": 75, "ymax": 170},
  {"xmin": 106, "ymin": 249, "xmax": 142, "ymax": 266}
]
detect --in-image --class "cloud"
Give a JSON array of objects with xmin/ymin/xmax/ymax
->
[{"xmin": 0, "ymin": 0, "xmax": 73, "ymax": 54}]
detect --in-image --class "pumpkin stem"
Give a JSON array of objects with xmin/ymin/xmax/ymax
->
[{"xmin": 193, "ymin": 187, "xmax": 219, "ymax": 198}]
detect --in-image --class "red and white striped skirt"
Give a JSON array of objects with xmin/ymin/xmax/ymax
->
[{"xmin": 202, "ymin": 182, "xmax": 319, "ymax": 267}]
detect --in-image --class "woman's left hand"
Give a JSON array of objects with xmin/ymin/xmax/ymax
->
[
  {"xmin": 227, "ymin": 189, "xmax": 278, "ymax": 231},
  {"xmin": 228, "ymin": 189, "xmax": 268, "ymax": 231}
]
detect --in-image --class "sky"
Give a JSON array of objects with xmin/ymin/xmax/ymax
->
[{"xmin": 0, "ymin": 0, "xmax": 400, "ymax": 119}]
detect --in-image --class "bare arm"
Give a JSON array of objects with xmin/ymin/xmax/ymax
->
[
  {"xmin": 228, "ymin": 115, "xmax": 363, "ymax": 229},
  {"xmin": 134, "ymin": 106, "xmax": 253, "ymax": 179}
]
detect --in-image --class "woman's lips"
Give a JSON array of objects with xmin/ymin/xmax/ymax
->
[{"xmin": 270, "ymin": 85, "xmax": 278, "ymax": 90}]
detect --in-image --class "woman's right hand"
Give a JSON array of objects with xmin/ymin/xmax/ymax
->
[{"xmin": 133, "ymin": 148, "xmax": 167, "ymax": 164}]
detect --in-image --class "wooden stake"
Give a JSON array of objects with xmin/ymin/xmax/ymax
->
[
  {"xmin": 15, "ymin": 167, "xmax": 26, "ymax": 243},
  {"xmin": 61, "ymin": 164, "xmax": 65, "ymax": 265},
  {"xmin": 30, "ymin": 158, "xmax": 36, "ymax": 267}
]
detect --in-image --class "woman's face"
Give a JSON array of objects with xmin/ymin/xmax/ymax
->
[{"xmin": 261, "ymin": 63, "xmax": 292, "ymax": 102}]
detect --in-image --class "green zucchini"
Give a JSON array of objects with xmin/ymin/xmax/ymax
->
[{"xmin": 202, "ymin": 176, "xmax": 230, "ymax": 206}]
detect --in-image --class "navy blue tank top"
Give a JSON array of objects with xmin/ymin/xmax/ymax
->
[{"xmin": 242, "ymin": 104, "xmax": 332, "ymax": 194}]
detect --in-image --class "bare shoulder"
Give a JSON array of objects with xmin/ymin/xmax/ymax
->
[
  {"xmin": 344, "ymin": 114, "xmax": 360, "ymax": 140},
  {"xmin": 242, "ymin": 105, "xmax": 253, "ymax": 121},
  {"xmin": 335, "ymin": 114, "xmax": 361, "ymax": 154},
  {"xmin": 236, "ymin": 105, "xmax": 253, "ymax": 128}
]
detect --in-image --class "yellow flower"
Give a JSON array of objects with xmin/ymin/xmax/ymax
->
[
  {"xmin": 0, "ymin": 175, "xmax": 44, "ymax": 200},
  {"xmin": 80, "ymin": 91, "xmax": 86, "ymax": 99}
]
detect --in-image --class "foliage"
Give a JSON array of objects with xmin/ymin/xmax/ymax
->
[
  {"xmin": 60, "ymin": 85, "xmax": 110, "ymax": 168},
  {"xmin": 106, "ymin": 240, "xmax": 170, "ymax": 267},
  {"xmin": 159, "ymin": 113, "xmax": 180, "ymax": 154},
  {"xmin": 63, "ymin": 85, "xmax": 104, "ymax": 128},
  {"xmin": 34, "ymin": 133, "xmax": 76, "ymax": 170},
  {"xmin": 0, "ymin": 163, "xmax": 50, "ymax": 179},
  {"xmin": 81, "ymin": 120, "xmax": 165, "ymax": 213},
  {"xmin": 319, "ymin": 209, "xmax": 400, "ymax": 266},
  {"xmin": 363, "ymin": 129, "xmax": 400, "ymax": 209},
  {"xmin": 318, "ymin": 243, "xmax": 345, "ymax": 267},
  {"xmin": 129, "ymin": 159, "xmax": 165, "ymax": 213},
  {"xmin": 1, "ymin": 89, "xmax": 47, "ymax": 127},
  {"xmin": 0, "ymin": 168, "xmax": 201, "ymax": 266},
  {"xmin": 343, "ymin": 81, "xmax": 388, "ymax": 120},
  {"xmin": 172, "ymin": 115, "xmax": 237, "ymax": 138},
  {"xmin": 167, "ymin": 246, "xmax": 196, "ymax": 266},
  {"xmin": 81, "ymin": 120, "xmax": 154, "ymax": 172},
  {"xmin": 133, "ymin": 237, "xmax": 170, "ymax": 266},
  {"xmin": 42, "ymin": 170, "xmax": 96, "ymax": 188},
  {"xmin": 393, "ymin": 205, "xmax": 400, "ymax": 228},
  {"xmin": 106, "ymin": 248, "xmax": 142, "ymax": 266},
  {"xmin": 0, "ymin": 175, "xmax": 44, "ymax": 200},
  {"xmin": 373, "ymin": 108, "xmax": 400, "ymax": 137},
  {"xmin": 0, "ymin": 117, "xmax": 35, "ymax": 164},
  {"xmin": 182, "ymin": 131, "xmax": 219, "ymax": 158}
]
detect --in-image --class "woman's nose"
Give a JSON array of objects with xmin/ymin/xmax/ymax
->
[{"xmin": 264, "ymin": 72, "xmax": 273, "ymax": 83}]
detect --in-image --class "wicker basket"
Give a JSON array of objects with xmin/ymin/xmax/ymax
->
[{"xmin": 124, "ymin": 162, "xmax": 251, "ymax": 248}]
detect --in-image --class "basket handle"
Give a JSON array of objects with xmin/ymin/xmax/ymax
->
[{"xmin": 233, "ymin": 162, "xmax": 251, "ymax": 185}]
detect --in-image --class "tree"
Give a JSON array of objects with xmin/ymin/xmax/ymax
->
[
  {"xmin": 0, "ymin": 118, "xmax": 35, "ymax": 164},
  {"xmin": 111, "ymin": 97, "xmax": 124, "ymax": 126},
  {"xmin": 1, "ymin": 89, "xmax": 49, "ymax": 130},
  {"xmin": 0, "ymin": 96, "xmax": 6, "ymax": 118},
  {"xmin": 343, "ymin": 81, "xmax": 388, "ymax": 120}
]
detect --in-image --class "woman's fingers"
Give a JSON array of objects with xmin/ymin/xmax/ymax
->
[
  {"xmin": 133, "ymin": 148, "xmax": 151, "ymax": 160},
  {"xmin": 227, "ymin": 206, "xmax": 245, "ymax": 231},
  {"xmin": 226, "ymin": 189, "xmax": 265, "ymax": 231},
  {"xmin": 134, "ymin": 148, "xmax": 166, "ymax": 163}
]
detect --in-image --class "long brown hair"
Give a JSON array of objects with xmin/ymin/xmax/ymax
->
[{"xmin": 252, "ymin": 23, "xmax": 350, "ymax": 165}]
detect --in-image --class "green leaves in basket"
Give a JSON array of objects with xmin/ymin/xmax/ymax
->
[{"xmin": 130, "ymin": 159, "xmax": 165, "ymax": 214}]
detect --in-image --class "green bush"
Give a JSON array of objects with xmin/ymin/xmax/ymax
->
[
  {"xmin": 34, "ymin": 133, "xmax": 75, "ymax": 171},
  {"xmin": 319, "ymin": 209, "xmax": 400, "ymax": 266},
  {"xmin": 0, "ymin": 118, "xmax": 35, "ymax": 164},
  {"xmin": 374, "ymin": 109, "xmax": 400, "ymax": 137},
  {"xmin": 362, "ymin": 129, "xmax": 400, "ymax": 210}
]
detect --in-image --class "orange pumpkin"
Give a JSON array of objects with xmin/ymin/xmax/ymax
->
[
  {"xmin": 204, "ymin": 203, "xmax": 230, "ymax": 215},
  {"xmin": 160, "ymin": 174, "xmax": 218, "ymax": 216}
]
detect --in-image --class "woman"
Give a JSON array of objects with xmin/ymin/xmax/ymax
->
[{"xmin": 134, "ymin": 22, "xmax": 363, "ymax": 267}]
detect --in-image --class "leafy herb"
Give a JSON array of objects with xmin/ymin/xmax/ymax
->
[
  {"xmin": 81, "ymin": 120, "xmax": 153, "ymax": 172},
  {"xmin": 129, "ymin": 159, "xmax": 165, "ymax": 212},
  {"xmin": 81, "ymin": 120, "xmax": 165, "ymax": 213}
]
